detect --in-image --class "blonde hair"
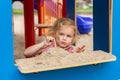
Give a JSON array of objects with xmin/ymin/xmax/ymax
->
[{"xmin": 48, "ymin": 18, "xmax": 79, "ymax": 44}]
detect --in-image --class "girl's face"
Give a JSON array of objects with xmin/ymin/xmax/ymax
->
[{"xmin": 56, "ymin": 25, "xmax": 75, "ymax": 48}]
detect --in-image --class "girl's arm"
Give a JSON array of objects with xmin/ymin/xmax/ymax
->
[
  {"xmin": 24, "ymin": 41, "xmax": 45, "ymax": 56},
  {"xmin": 24, "ymin": 36, "xmax": 55, "ymax": 56}
]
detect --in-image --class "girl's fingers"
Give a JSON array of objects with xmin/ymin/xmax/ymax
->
[
  {"xmin": 46, "ymin": 36, "xmax": 54, "ymax": 42},
  {"xmin": 81, "ymin": 49, "xmax": 85, "ymax": 52},
  {"xmin": 77, "ymin": 49, "xmax": 85, "ymax": 53},
  {"xmin": 79, "ymin": 45, "xmax": 86, "ymax": 50},
  {"xmin": 76, "ymin": 45, "xmax": 86, "ymax": 52},
  {"xmin": 45, "ymin": 36, "xmax": 55, "ymax": 45},
  {"xmin": 45, "ymin": 36, "xmax": 56, "ymax": 47}
]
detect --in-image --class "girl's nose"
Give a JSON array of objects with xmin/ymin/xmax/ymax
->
[{"xmin": 63, "ymin": 36, "xmax": 67, "ymax": 40}]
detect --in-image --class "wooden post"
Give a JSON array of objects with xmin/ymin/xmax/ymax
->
[
  {"xmin": 62, "ymin": 0, "xmax": 66, "ymax": 17},
  {"xmin": 38, "ymin": 0, "xmax": 42, "ymax": 36},
  {"xmin": 38, "ymin": 0, "xmax": 45, "ymax": 36},
  {"xmin": 24, "ymin": 0, "xmax": 35, "ymax": 48}
]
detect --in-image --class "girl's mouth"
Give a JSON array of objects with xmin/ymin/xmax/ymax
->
[
  {"xmin": 61, "ymin": 42, "xmax": 67, "ymax": 45},
  {"xmin": 56, "ymin": 41, "xmax": 67, "ymax": 46}
]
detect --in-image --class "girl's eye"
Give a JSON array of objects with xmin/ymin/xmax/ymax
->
[
  {"xmin": 60, "ymin": 33, "xmax": 64, "ymax": 36},
  {"xmin": 67, "ymin": 35, "xmax": 72, "ymax": 38}
]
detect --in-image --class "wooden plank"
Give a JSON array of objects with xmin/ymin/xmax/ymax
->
[
  {"xmin": 109, "ymin": 0, "xmax": 113, "ymax": 52},
  {"xmin": 34, "ymin": 24, "xmax": 52, "ymax": 35},
  {"xmin": 17, "ymin": 55, "xmax": 116, "ymax": 74},
  {"xmin": 35, "ymin": 24, "xmax": 52, "ymax": 28},
  {"xmin": 15, "ymin": 50, "xmax": 116, "ymax": 74}
]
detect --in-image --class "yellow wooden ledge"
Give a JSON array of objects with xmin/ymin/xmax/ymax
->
[{"xmin": 15, "ymin": 50, "xmax": 116, "ymax": 74}]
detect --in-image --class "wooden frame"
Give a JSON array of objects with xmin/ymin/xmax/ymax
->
[{"xmin": 109, "ymin": 0, "xmax": 113, "ymax": 52}]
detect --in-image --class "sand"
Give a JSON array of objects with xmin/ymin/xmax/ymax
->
[
  {"xmin": 15, "ymin": 48, "xmax": 115, "ymax": 73},
  {"xmin": 14, "ymin": 33, "xmax": 93, "ymax": 59}
]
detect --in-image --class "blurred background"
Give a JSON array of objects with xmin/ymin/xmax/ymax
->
[{"xmin": 12, "ymin": 0, "xmax": 93, "ymax": 59}]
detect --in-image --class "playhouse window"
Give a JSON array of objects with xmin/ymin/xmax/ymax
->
[{"xmin": 13, "ymin": 0, "xmax": 116, "ymax": 74}]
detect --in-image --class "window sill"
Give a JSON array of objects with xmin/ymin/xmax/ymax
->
[{"xmin": 15, "ymin": 50, "xmax": 116, "ymax": 74}]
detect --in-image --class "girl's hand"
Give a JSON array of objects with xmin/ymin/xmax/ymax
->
[
  {"xmin": 43, "ymin": 36, "xmax": 55, "ymax": 47},
  {"xmin": 75, "ymin": 45, "xmax": 86, "ymax": 53}
]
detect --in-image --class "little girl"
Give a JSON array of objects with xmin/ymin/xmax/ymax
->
[{"xmin": 24, "ymin": 18, "xmax": 85, "ymax": 57}]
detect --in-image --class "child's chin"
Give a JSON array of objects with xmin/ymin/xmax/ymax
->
[
  {"xmin": 58, "ymin": 43, "xmax": 67, "ymax": 48},
  {"xmin": 59, "ymin": 45, "xmax": 67, "ymax": 48}
]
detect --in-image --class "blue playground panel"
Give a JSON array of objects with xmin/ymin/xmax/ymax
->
[
  {"xmin": 76, "ymin": 15, "xmax": 93, "ymax": 34},
  {"xmin": 1, "ymin": 0, "xmax": 120, "ymax": 80}
]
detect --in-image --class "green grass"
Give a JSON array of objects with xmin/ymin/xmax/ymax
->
[
  {"xmin": 76, "ymin": 7, "xmax": 93, "ymax": 14},
  {"xmin": 13, "ymin": 9, "xmax": 38, "ymax": 15},
  {"xmin": 13, "ymin": 9, "xmax": 24, "ymax": 15},
  {"xmin": 13, "ymin": 7, "xmax": 93, "ymax": 15}
]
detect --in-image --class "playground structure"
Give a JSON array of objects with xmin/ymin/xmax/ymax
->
[
  {"xmin": 2, "ymin": 0, "xmax": 120, "ymax": 80},
  {"xmin": 13, "ymin": 0, "xmax": 67, "ymax": 48},
  {"xmin": 36, "ymin": 0, "xmax": 63, "ymax": 36},
  {"xmin": 12, "ymin": 0, "xmax": 93, "ymax": 48},
  {"xmin": 76, "ymin": 15, "xmax": 93, "ymax": 34}
]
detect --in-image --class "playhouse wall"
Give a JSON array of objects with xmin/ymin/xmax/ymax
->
[
  {"xmin": 0, "ymin": 0, "xmax": 120, "ymax": 80},
  {"xmin": 93, "ymin": 0, "xmax": 109, "ymax": 52},
  {"xmin": 66, "ymin": 0, "xmax": 75, "ymax": 20},
  {"xmin": 112, "ymin": 0, "xmax": 120, "ymax": 61}
]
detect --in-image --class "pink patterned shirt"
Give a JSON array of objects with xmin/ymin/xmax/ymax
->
[{"xmin": 41, "ymin": 44, "xmax": 74, "ymax": 53}]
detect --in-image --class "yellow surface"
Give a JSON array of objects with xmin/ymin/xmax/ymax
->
[{"xmin": 17, "ymin": 55, "xmax": 116, "ymax": 74}]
